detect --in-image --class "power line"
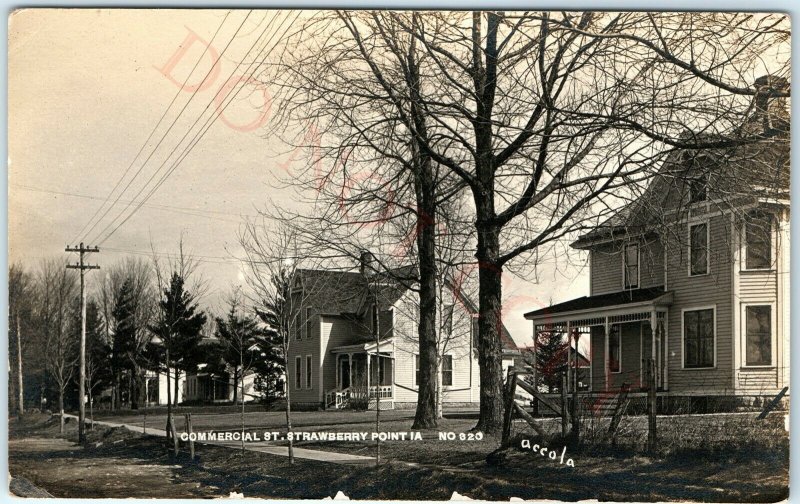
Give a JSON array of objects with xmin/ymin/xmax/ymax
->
[
  {"xmin": 103, "ymin": 245, "xmax": 243, "ymax": 265},
  {"xmin": 94, "ymin": 11, "xmax": 299, "ymax": 246},
  {"xmin": 71, "ymin": 11, "xmax": 234, "ymax": 245},
  {"xmin": 79, "ymin": 10, "xmax": 255, "ymax": 244},
  {"xmin": 13, "ymin": 183, "xmax": 258, "ymax": 222}
]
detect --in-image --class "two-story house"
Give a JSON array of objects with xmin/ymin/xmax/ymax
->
[
  {"xmin": 286, "ymin": 252, "xmax": 520, "ymax": 410},
  {"xmin": 524, "ymin": 76, "xmax": 790, "ymax": 404}
]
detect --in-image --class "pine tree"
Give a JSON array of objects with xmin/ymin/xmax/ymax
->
[
  {"xmin": 111, "ymin": 278, "xmax": 137, "ymax": 407},
  {"xmin": 525, "ymin": 331, "xmax": 569, "ymax": 393},
  {"xmin": 84, "ymin": 300, "xmax": 111, "ymax": 423},
  {"xmin": 214, "ymin": 305, "xmax": 269, "ymax": 404},
  {"xmin": 149, "ymin": 273, "xmax": 207, "ymax": 406}
]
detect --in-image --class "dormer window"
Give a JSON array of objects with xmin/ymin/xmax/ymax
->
[
  {"xmin": 689, "ymin": 173, "xmax": 708, "ymax": 203},
  {"xmin": 745, "ymin": 211, "xmax": 773, "ymax": 270},
  {"xmin": 623, "ymin": 243, "xmax": 639, "ymax": 289},
  {"xmin": 689, "ymin": 222, "xmax": 709, "ymax": 276}
]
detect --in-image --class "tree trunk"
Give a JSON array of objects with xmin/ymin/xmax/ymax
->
[
  {"xmin": 58, "ymin": 387, "xmax": 65, "ymax": 434},
  {"xmin": 173, "ymin": 369, "xmax": 180, "ymax": 406},
  {"xmin": 436, "ymin": 356, "xmax": 443, "ymax": 419},
  {"xmin": 16, "ymin": 313, "xmax": 24, "ymax": 416},
  {"xmin": 165, "ymin": 348, "xmax": 173, "ymax": 444},
  {"xmin": 411, "ymin": 143, "xmax": 439, "ymax": 430},
  {"xmin": 114, "ymin": 373, "xmax": 121, "ymax": 411},
  {"xmin": 232, "ymin": 368, "xmax": 239, "ymax": 405},
  {"xmin": 284, "ymin": 341, "xmax": 294, "ymax": 464},
  {"xmin": 131, "ymin": 365, "xmax": 140, "ymax": 410},
  {"xmin": 474, "ymin": 223, "xmax": 505, "ymax": 434}
]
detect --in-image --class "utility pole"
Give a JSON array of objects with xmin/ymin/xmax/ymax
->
[{"xmin": 66, "ymin": 243, "xmax": 100, "ymax": 444}]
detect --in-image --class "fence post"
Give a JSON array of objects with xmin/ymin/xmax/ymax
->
[
  {"xmin": 560, "ymin": 372, "xmax": 568, "ymax": 439},
  {"xmin": 501, "ymin": 368, "xmax": 517, "ymax": 446},
  {"xmin": 647, "ymin": 358, "xmax": 657, "ymax": 452},
  {"xmin": 185, "ymin": 413, "xmax": 195, "ymax": 460},
  {"xmin": 170, "ymin": 415, "xmax": 180, "ymax": 456}
]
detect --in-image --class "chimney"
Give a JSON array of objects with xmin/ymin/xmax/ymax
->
[
  {"xmin": 359, "ymin": 250, "xmax": 375, "ymax": 277},
  {"xmin": 746, "ymin": 75, "xmax": 790, "ymax": 136}
]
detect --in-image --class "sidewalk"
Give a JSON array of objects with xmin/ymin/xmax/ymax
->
[{"xmin": 67, "ymin": 414, "xmax": 377, "ymax": 465}]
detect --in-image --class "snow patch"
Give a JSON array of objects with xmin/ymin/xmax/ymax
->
[
  {"xmin": 323, "ymin": 491, "xmax": 350, "ymax": 500},
  {"xmin": 451, "ymin": 491, "xmax": 473, "ymax": 500}
]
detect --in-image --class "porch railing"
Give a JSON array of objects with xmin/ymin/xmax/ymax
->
[
  {"xmin": 325, "ymin": 388, "xmax": 350, "ymax": 409},
  {"xmin": 369, "ymin": 385, "xmax": 393, "ymax": 399}
]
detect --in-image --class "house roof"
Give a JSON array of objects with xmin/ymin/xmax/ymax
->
[
  {"xmin": 523, "ymin": 286, "xmax": 671, "ymax": 320},
  {"xmin": 572, "ymin": 133, "xmax": 790, "ymax": 249},
  {"xmin": 297, "ymin": 264, "xmax": 519, "ymax": 351}
]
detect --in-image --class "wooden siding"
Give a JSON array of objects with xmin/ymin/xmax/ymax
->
[
  {"xmin": 287, "ymin": 307, "xmax": 321, "ymax": 404},
  {"xmin": 589, "ymin": 322, "xmax": 643, "ymax": 390},
  {"xmin": 590, "ymin": 238, "xmax": 664, "ymax": 295},
  {"xmin": 665, "ymin": 214, "xmax": 734, "ymax": 393},
  {"xmin": 732, "ymin": 208, "xmax": 787, "ymax": 395},
  {"xmin": 392, "ymin": 289, "xmax": 479, "ymax": 403}
]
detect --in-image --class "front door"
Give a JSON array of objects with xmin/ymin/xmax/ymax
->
[{"xmin": 339, "ymin": 358, "xmax": 351, "ymax": 389}]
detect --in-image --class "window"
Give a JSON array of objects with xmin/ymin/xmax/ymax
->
[
  {"xmin": 293, "ymin": 310, "xmax": 301, "ymax": 340},
  {"xmin": 623, "ymin": 243, "xmax": 639, "ymax": 289},
  {"xmin": 689, "ymin": 222, "xmax": 709, "ymax": 276},
  {"xmin": 745, "ymin": 306, "xmax": 772, "ymax": 366},
  {"xmin": 305, "ymin": 355, "xmax": 313, "ymax": 389},
  {"xmin": 295, "ymin": 356, "xmax": 302, "ymax": 389},
  {"xmin": 443, "ymin": 304, "xmax": 455, "ymax": 336},
  {"xmin": 745, "ymin": 213, "xmax": 773, "ymax": 270},
  {"xmin": 608, "ymin": 325, "xmax": 621, "ymax": 373},
  {"xmin": 689, "ymin": 173, "xmax": 708, "ymax": 203},
  {"xmin": 302, "ymin": 307, "xmax": 312, "ymax": 339},
  {"xmin": 414, "ymin": 354, "xmax": 420, "ymax": 387},
  {"xmin": 441, "ymin": 355, "xmax": 453, "ymax": 386},
  {"xmin": 683, "ymin": 308, "xmax": 715, "ymax": 368},
  {"xmin": 471, "ymin": 316, "xmax": 479, "ymax": 349}
]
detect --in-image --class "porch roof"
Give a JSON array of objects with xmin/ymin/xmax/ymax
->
[
  {"xmin": 524, "ymin": 286, "xmax": 672, "ymax": 326},
  {"xmin": 331, "ymin": 337, "xmax": 394, "ymax": 355}
]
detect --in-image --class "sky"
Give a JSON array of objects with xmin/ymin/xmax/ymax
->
[{"xmin": 8, "ymin": 9, "xmax": 590, "ymax": 346}]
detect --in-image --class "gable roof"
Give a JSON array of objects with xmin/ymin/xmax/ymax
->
[
  {"xmin": 572, "ymin": 133, "xmax": 790, "ymax": 249},
  {"xmin": 296, "ymin": 265, "xmax": 518, "ymax": 351}
]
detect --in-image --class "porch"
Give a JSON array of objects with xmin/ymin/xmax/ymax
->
[
  {"xmin": 326, "ymin": 339, "xmax": 395, "ymax": 410},
  {"xmin": 524, "ymin": 287, "xmax": 673, "ymax": 393}
]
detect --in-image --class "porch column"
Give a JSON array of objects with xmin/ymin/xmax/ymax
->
[
  {"xmin": 603, "ymin": 317, "xmax": 610, "ymax": 391},
  {"xmin": 335, "ymin": 355, "xmax": 340, "ymax": 389},
  {"xmin": 144, "ymin": 376, "xmax": 149, "ymax": 405},
  {"xmin": 565, "ymin": 321, "xmax": 572, "ymax": 393},
  {"xmin": 366, "ymin": 353, "xmax": 371, "ymax": 395},
  {"xmin": 650, "ymin": 310, "xmax": 657, "ymax": 360},
  {"xmin": 348, "ymin": 353, "xmax": 353, "ymax": 390},
  {"xmin": 649, "ymin": 310, "xmax": 657, "ymax": 390}
]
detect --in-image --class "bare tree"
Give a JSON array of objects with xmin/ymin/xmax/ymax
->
[
  {"xmin": 9, "ymin": 263, "xmax": 33, "ymax": 416},
  {"xmin": 35, "ymin": 258, "xmax": 79, "ymax": 432},
  {"xmin": 263, "ymin": 11, "xmax": 789, "ymax": 432},
  {"xmin": 241, "ymin": 219, "xmax": 331, "ymax": 464}
]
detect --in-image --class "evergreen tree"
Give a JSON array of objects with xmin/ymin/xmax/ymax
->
[
  {"xmin": 149, "ymin": 273, "xmax": 207, "ymax": 406},
  {"xmin": 214, "ymin": 305, "xmax": 268, "ymax": 404},
  {"xmin": 111, "ymin": 278, "xmax": 137, "ymax": 407},
  {"xmin": 524, "ymin": 331, "xmax": 569, "ymax": 393},
  {"xmin": 84, "ymin": 300, "xmax": 111, "ymax": 420}
]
